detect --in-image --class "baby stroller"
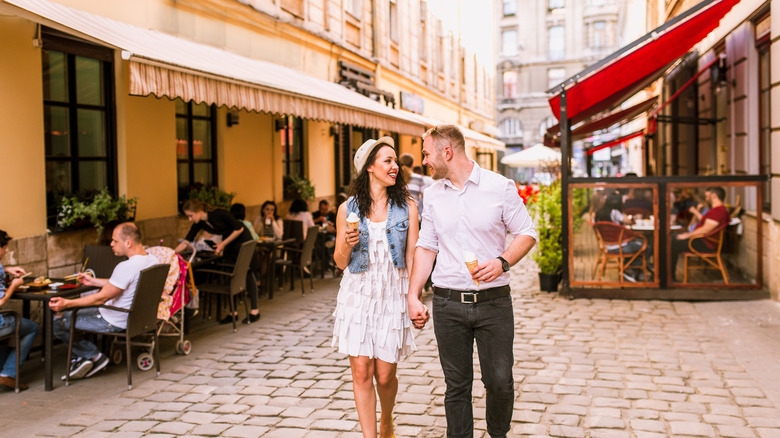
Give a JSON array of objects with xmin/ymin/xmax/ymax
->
[{"xmin": 109, "ymin": 246, "xmax": 196, "ymax": 371}]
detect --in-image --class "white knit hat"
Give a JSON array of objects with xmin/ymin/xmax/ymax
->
[{"xmin": 353, "ymin": 136, "xmax": 395, "ymax": 173}]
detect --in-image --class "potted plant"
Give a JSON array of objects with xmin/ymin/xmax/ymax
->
[
  {"xmin": 56, "ymin": 188, "xmax": 138, "ymax": 237},
  {"xmin": 529, "ymin": 180, "xmax": 563, "ymax": 292},
  {"xmin": 283, "ymin": 175, "xmax": 316, "ymax": 200},
  {"xmin": 186, "ymin": 185, "xmax": 236, "ymax": 210}
]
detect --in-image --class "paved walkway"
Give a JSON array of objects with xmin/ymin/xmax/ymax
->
[{"xmin": 3, "ymin": 256, "xmax": 780, "ymax": 437}]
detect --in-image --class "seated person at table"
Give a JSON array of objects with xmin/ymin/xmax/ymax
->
[
  {"xmin": 50, "ymin": 223, "xmax": 158, "ymax": 380},
  {"xmin": 623, "ymin": 188, "xmax": 653, "ymax": 214},
  {"xmin": 312, "ymin": 200, "xmax": 336, "ymax": 233},
  {"xmin": 175, "ymin": 199, "xmax": 260, "ymax": 324},
  {"xmin": 286, "ymin": 199, "xmax": 316, "ymax": 239},
  {"xmin": 230, "ymin": 203, "xmax": 260, "ymax": 241},
  {"xmin": 0, "ymin": 229, "xmax": 39, "ymax": 391},
  {"xmin": 595, "ymin": 192, "xmax": 651, "ymax": 281},
  {"xmin": 253, "ymin": 200, "xmax": 283, "ymax": 240},
  {"xmin": 670, "ymin": 187, "xmax": 730, "ymax": 282}
]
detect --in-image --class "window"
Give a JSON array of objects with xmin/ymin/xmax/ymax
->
[
  {"xmin": 280, "ymin": 0, "xmax": 304, "ymax": 17},
  {"xmin": 547, "ymin": 67, "xmax": 566, "ymax": 89},
  {"xmin": 176, "ymin": 99, "xmax": 217, "ymax": 202},
  {"xmin": 280, "ymin": 115, "xmax": 305, "ymax": 179},
  {"xmin": 539, "ymin": 116, "xmax": 556, "ymax": 139},
  {"xmin": 389, "ymin": 0, "xmax": 399, "ymax": 43},
  {"xmin": 476, "ymin": 151, "xmax": 494, "ymax": 170},
  {"xmin": 502, "ymin": 29, "xmax": 517, "ymax": 57},
  {"xmin": 500, "ymin": 119, "xmax": 523, "ymax": 139},
  {"xmin": 548, "ymin": 25, "xmax": 564, "ymax": 60},
  {"xmin": 591, "ymin": 20, "xmax": 607, "ymax": 48},
  {"xmin": 589, "ymin": 0, "xmax": 605, "ymax": 5},
  {"xmin": 549, "ymin": 0, "xmax": 565, "ymax": 10},
  {"xmin": 42, "ymin": 37, "xmax": 115, "ymax": 223},
  {"xmin": 757, "ymin": 14, "xmax": 771, "ymax": 211},
  {"xmin": 419, "ymin": 17, "xmax": 427, "ymax": 61},
  {"xmin": 346, "ymin": 0, "xmax": 362, "ymax": 18},
  {"xmin": 503, "ymin": 0, "xmax": 516, "ymax": 16},
  {"xmin": 502, "ymin": 71, "xmax": 518, "ymax": 100}
]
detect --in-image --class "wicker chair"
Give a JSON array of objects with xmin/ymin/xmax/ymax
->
[
  {"xmin": 0, "ymin": 310, "xmax": 22, "ymax": 393},
  {"xmin": 683, "ymin": 223, "xmax": 729, "ymax": 284},
  {"xmin": 83, "ymin": 245, "xmax": 126, "ymax": 278},
  {"xmin": 65, "ymin": 264, "xmax": 169, "ymax": 390},
  {"xmin": 592, "ymin": 222, "xmax": 648, "ymax": 283},
  {"xmin": 197, "ymin": 240, "xmax": 257, "ymax": 332},
  {"xmin": 278, "ymin": 226, "xmax": 319, "ymax": 296}
]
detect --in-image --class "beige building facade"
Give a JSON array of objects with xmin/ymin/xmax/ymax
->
[{"xmin": 0, "ymin": 0, "xmax": 500, "ymax": 278}]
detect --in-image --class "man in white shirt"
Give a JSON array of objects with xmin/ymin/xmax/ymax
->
[
  {"xmin": 408, "ymin": 125, "xmax": 537, "ymax": 438},
  {"xmin": 50, "ymin": 222, "xmax": 159, "ymax": 380}
]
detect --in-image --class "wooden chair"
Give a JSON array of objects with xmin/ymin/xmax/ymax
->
[
  {"xmin": 683, "ymin": 223, "xmax": 730, "ymax": 284},
  {"xmin": 65, "ymin": 264, "xmax": 169, "ymax": 390},
  {"xmin": 592, "ymin": 222, "xmax": 648, "ymax": 283},
  {"xmin": 0, "ymin": 310, "xmax": 22, "ymax": 393},
  {"xmin": 197, "ymin": 240, "xmax": 257, "ymax": 332},
  {"xmin": 589, "ymin": 217, "xmax": 606, "ymax": 280}
]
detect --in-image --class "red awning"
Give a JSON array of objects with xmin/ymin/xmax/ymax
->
[
  {"xmin": 586, "ymin": 131, "xmax": 645, "ymax": 155},
  {"xmin": 547, "ymin": 0, "xmax": 739, "ymax": 125},
  {"xmin": 546, "ymin": 96, "xmax": 657, "ymax": 145}
]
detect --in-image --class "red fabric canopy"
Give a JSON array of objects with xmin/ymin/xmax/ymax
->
[
  {"xmin": 586, "ymin": 131, "xmax": 645, "ymax": 155},
  {"xmin": 546, "ymin": 96, "xmax": 657, "ymax": 146},
  {"xmin": 548, "ymin": 0, "xmax": 739, "ymax": 125}
]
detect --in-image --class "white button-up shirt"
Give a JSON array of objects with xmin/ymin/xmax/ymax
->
[{"xmin": 416, "ymin": 161, "xmax": 537, "ymax": 290}]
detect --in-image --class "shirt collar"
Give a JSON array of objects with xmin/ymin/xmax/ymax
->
[{"xmin": 443, "ymin": 160, "xmax": 481, "ymax": 191}]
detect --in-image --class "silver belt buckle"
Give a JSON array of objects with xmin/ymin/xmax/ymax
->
[{"xmin": 460, "ymin": 292, "xmax": 477, "ymax": 303}]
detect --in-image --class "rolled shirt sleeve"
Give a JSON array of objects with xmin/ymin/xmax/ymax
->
[
  {"xmin": 415, "ymin": 186, "xmax": 439, "ymax": 253},
  {"xmin": 503, "ymin": 180, "xmax": 538, "ymax": 241}
]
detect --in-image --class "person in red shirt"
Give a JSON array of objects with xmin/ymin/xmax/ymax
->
[{"xmin": 670, "ymin": 187, "xmax": 730, "ymax": 281}]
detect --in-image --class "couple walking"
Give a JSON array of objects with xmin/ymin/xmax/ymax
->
[{"xmin": 331, "ymin": 125, "xmax": 538, "ymax": 438}]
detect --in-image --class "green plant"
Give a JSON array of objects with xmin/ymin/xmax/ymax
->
[
  {"xmin": 530, "ymin": 180, "xmax": 562, "ymax": 275},
  {"xmin": 187, "ymin": 186, "xmax": 236, "ymax": 210},
  {"xmin": 57, "ymin": 189, "xmax": 138, "ymax": 237},
  {"xmin": 283, "ymin": 175, "xmax": 316, "ymax": 200}
]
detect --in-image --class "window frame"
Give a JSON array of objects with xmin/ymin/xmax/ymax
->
[
  {"xmin": 548, "ymin": 25, "xmax": 565, "ymax": 60},
  {"xmin": 757, "ymin": 14, "xmax": 771, "ymax": 212},
  {"xmin": 503, "ymin": 0, "xmax": 516, "ymax": 16},
  {"xmin": 502, "ymin": 29, "xmax": 518, "ymax": 57},
  {"xmin": 175, "ymin": 100, "xmax": 218, "ymax": 201},
  {"xmin": 281, "ymin": 115, "xmax": 305, "ymax": 179},
  {"xmin": 502, "ymin": 70, "xmax": 518, "ymax": 100},
  {"xmin": 389, "ymin": 0, "xmax": 399, "ymax": 43},
  {"xmin": 549, "ymin": 0, "xmax": 565, "ymax": 10},
  {"xmin": 42, "ymin": 31, "xmax": 117, "ymax": 224}
]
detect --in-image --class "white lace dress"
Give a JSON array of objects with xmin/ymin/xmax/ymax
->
[{"xmin": 331, "ymin": 220, "xmax": 416, "ymax": 363}]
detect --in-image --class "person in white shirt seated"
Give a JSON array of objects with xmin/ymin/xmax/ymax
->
[
  {"xmin": 286, "ymin": 199, "xmax": 316, "ymax": 239},
  {"xmin": 50, "ymin": 222, "xmax": 160, "ymax": 380}
]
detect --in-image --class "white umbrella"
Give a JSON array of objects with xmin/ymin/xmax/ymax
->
[{"xmin": 500, "ymin": 144, "xmax": 561, "ymax": 168}]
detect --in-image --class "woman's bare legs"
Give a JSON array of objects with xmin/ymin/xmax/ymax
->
[
  {"xmin": 350, "ymin": 356, "xmax": 377, "ymax": 438},
  {"xmin": 375, "ymin": 359, "xmax": 398, "ymax": 438}
]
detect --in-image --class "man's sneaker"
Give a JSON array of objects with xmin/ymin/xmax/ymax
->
[
  {"xmin": 85, "ymin": 353, "xmax": 109, "ymax": 378},
  {"xmin": 64, "ymin": 357, "xmax": 93, "ymax": 380},
  {"xmin": 622, "ymin": 271, "xmax": 637, "ymax": 283}
]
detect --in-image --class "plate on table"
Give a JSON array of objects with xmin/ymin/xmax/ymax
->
[{"xmin": 24, "ymin": 278, "xmax": 52, "ymax": 291}]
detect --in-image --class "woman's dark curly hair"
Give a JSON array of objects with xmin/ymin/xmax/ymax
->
[{"xmin": 348, "ymin": 144, "xmax": 410, "ymax": 219}]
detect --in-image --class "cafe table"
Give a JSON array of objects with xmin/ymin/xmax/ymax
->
[
  {"xmin": 13, "ymin": 282, "xmax": 98, "ymax": 391},
  {"xmin": 256, "ymin": 237, "xmax": 295, "ymax": 299}
]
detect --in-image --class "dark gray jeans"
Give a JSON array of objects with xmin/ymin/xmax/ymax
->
[{"xmin": 432, "ymin": 293, "xmax": 515, "ymax": 438}]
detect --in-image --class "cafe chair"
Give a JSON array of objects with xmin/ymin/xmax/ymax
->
[
  {"xmin": 683, "ymin": 223, "xmax": 729, "ymax": 284},
  {"xmin": 0, "ymin": 310, "xmax": 22, "ymax": 393},
  {"xmin": 592, "ymin": 222, "xmax": 649, "ymax": 283},
  {"xmin": 278, "ymin": 226, "xmax": 319, "ymax": 296},
  {"xmin": 65, "ymin": 264, "xmax": 169, "ymax": 390},
  {"xmin": 590, "ymin": 219, "xmax": 607, "ymax": 280},
  {"xmin": 197, "ymin": 240, "xmax": 257, "ymax": 332},
  {"xmin": 83, "ymin": 245, "xmax": 126, "ymax": 279}
]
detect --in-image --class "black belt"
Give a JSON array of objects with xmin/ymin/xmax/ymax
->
[{"xmin": 433, "ymin": 285, "xmax": 510, "ymax": 304}]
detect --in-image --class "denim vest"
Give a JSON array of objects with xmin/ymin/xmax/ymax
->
[{"xmin": 346, "ymin": 196, "xmax": 409, "ymax": 273}]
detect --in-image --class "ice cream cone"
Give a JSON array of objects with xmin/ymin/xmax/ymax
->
[
  {"xmin": 346, "ymin": 212, "xmax": 359, "ymax": 230},
  {"xmin": 463, "ymin": 250, "xmax": 479, "ymax": 287}
]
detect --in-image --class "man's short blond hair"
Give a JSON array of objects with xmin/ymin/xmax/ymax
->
[{"xmin": 424, "ymin": 124, "xmax": 465, "ymax": 152}]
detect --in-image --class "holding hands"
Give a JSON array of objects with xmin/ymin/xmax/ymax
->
[{"xmin": 408, "ymin": 297, "xmax": 429, "ymax": 329}]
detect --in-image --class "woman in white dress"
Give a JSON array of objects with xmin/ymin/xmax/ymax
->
[{"xmin": 332, "ymin": 136, "xmax": 419, "ymax": 438}]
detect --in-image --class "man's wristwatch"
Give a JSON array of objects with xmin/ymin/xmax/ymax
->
[{"xmin": 497, "ymin": 256, "xmax": 510, "ymax": 272}]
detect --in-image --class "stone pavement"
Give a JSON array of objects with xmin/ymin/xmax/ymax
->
[{"xmin": 2, "ymin": 255, "xmax": 780, "ymax": 437}]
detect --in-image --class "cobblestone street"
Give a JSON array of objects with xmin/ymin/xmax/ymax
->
[{"xmin": 3, "ymin": 256, "xmax": 780, "ymax": 437}]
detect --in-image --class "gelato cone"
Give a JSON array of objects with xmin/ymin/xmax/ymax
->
[
  {"xmin": 463, "ymin": 250, "xmax": 479, "ymax": 287},
  {"xmin": 346, "ymin": 212, "xmax": 360, "ymax": 230}
]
